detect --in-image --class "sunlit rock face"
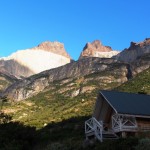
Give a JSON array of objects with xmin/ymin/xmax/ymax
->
[
  {"xmin": 79, "ymin": 40, "xmax": 120, "ymax": 59},
  {"xmin": 116, "ymin": 38, "xmax": 150, "ymax": 62},
  {"xmin": 0, "ymin": 41, "xmax": 71, "ymax": 78},
  {"xmin": 33, "ymin": 41, "xmax": 71, "ymax": 59}
]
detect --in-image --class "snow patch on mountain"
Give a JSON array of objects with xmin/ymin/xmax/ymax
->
[
  {"xmin": 94, "ymin": 51, "xmax": 120, "ymax": 58},
  {"xmin": 1, "ymin": 49, "xmax": 71, "ymax": 74}
]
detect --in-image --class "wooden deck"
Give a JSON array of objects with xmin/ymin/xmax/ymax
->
[{"xmin": 85, "ymin": 114, "xmax": 150, "ymax": 142}]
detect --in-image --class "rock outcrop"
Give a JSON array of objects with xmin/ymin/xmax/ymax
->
[
  {"xmin": 130, "ymin": 53, "xmax": 150, "ymax": 76},
  {"xmin": 116, "ymin": 38, "xmax": 150, "ymax": 62},
  {"xmin": 79, "ymin": 40, "xmax": 119, "ymax": 59},
  {"xmin": 0, "ymin": 41, "xmax": 71, "ymax": 78}
]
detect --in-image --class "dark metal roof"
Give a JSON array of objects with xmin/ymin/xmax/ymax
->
[{"xmin": 100, "ymin": 90, "xmax": 150, "ymax": 117}]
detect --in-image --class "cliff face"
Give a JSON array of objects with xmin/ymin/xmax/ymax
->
[
  {"xmin": 0, "ymin": 41, "xmax": 71, "ymax": 78},
  {"xmin": 2, "ymin": 57, "xmax": 131, "ymax": 101},
  {"xmin": 79, "ymin": 40, "xmax": 119, "ymax": 59},
  {"xmin": 117, "ymin": 38, "xmax": 150, "ymax": 62},
  {"xmin": 130, "ymin": 53, "xmax": 150, "ymax": 76}
]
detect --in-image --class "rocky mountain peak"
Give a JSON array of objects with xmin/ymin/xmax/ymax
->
[
  {"xmin": 79, "ymin": 40, "xmax": 119, "ymax": 59},
  {"xmin": 128, "ymin": 38, "xmax": 150, "ymax": 50},
  {"xmin": 0, "ymin": 41, "xmax": 71, "ymax": 78},
  {"xmin": 117, "ymin": 38, "xmax": 150, "ymax": 62},
  {"xmin": 83, "ymin": 40, "xmax": 112, "ymax": 52},
  {"xmin": 33, "ymin": 41, "xmax": 71, "ymax": 59},
  {"xmin": 91, "ymin": 40, "xmax": 102, "ymax": 48}
]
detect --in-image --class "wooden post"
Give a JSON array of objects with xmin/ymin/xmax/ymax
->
[{"xmin": 122, "ymin": 132, "xmax": 126, "ymax": 138}]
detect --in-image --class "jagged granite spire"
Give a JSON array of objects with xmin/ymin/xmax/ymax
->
[{"xmin": 79, "ymin": 40, "xmax": 119, "ymax": 59}]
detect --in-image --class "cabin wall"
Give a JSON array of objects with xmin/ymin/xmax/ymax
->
[
  {"xmin": 99, "ymin": 99, "xmax": 110, "ymax": 122},
  {"xmin": 93, "ymin": 93, "xmax": 114, "ymax": 125},
  {"xmin": 136, "ymin": 118, "xmax": 150, "ymax": 130},
  {"xmin": 93, "ymin": 94, "xmax": 103, "ymax": 120}
]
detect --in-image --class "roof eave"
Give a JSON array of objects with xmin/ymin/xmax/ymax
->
[{"xmin": 117, "ymin": 113, "xmax": 150, "ymax": 118}]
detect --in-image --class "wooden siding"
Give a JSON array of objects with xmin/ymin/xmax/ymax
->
[
  {"xmin": 136, "ymin": 118, "xmax": 150, "ymax": 131},
  {"xmin": 93, "ymin": 94, "xmax": 114, "ymax": 125},
  {"xmin": 93, "ymin": 95, "xmax": 103, "ymax": 120}
]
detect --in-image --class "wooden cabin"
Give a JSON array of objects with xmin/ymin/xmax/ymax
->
[{"xmin": 85, "ymin": 90, "xmax": 150, "ymax": 142}]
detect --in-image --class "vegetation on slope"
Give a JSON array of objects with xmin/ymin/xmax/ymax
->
[
  {"xmin": 116, "ymin": 68, "xmax": 150, "ymax": 94},
  {"xmin": 1, "ymin": 85, "xmax": 97, "ymax": 149}
]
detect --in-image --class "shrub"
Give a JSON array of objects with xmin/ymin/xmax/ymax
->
[
  {"xmin": 45, "ymin": 142, "xmax": 68, "ymax": 150},
  {"xmin": 135, "ymin": 138, "xmax": 150, "ymax": 150}
]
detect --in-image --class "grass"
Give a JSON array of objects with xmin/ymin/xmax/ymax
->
[{"xmin": 3, "ymin": 89, "xmax": 96, "ymax": 129}]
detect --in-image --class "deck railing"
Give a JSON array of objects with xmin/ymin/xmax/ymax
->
[
  {"xmin": 112, "ymin": 114, "xmax": 138, "ymax": 132},
  {"xmin": 85, "ymin": 117, "xmax": 103, "ymax": 142}
]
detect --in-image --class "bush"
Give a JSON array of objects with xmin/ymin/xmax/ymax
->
[
  {"xmin": 45, "ymin": 142, "xmax": 68, "ymax": 150},
  {"xmin": 135, "ymin": 138, "xmax": 150, "ymax": 150},
  {"xmin": 94, "ymin": 138, "xmax": 138, "ymax": 150},
  {"xmin": 0, "ymin": 122, "xmax": 37, "ymax": 150}
]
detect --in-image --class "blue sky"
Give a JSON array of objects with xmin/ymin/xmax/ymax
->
[{"xmin": 0, "ymin": 0, "xmax": 150, "ymax": 60}]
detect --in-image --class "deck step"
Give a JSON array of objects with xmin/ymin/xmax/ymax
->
[
  {"xmin": 102, "ymin": 131, "xmax": 118, "ymax": 139},
  {"xmin": 103, "ymin": 134, "xmax": 118, "ymax": 139},
  {"xmin": 86, "ymin": 130, "xmax": 118, "ymax": 139}
]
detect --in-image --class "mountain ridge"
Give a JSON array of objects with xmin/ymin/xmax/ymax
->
[
  {"xmin": 1, "ymin": 38, "xmax": 150, "ymax": 101},
  {"xmin": 3, "ymin": 52, "xmax": 150, "ymax": 101}
]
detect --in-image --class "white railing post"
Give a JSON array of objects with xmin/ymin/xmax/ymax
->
[
  {"xmin": 119, "ymin": 115, "xmax": 122, "ymax": 131},
  {"xmin": 85, "ymin": 117, "xmax": 103, "ymax": 142},
  {"xmin": 93, "ymin": 117, "xmax": 103, "ymax": 142}
]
